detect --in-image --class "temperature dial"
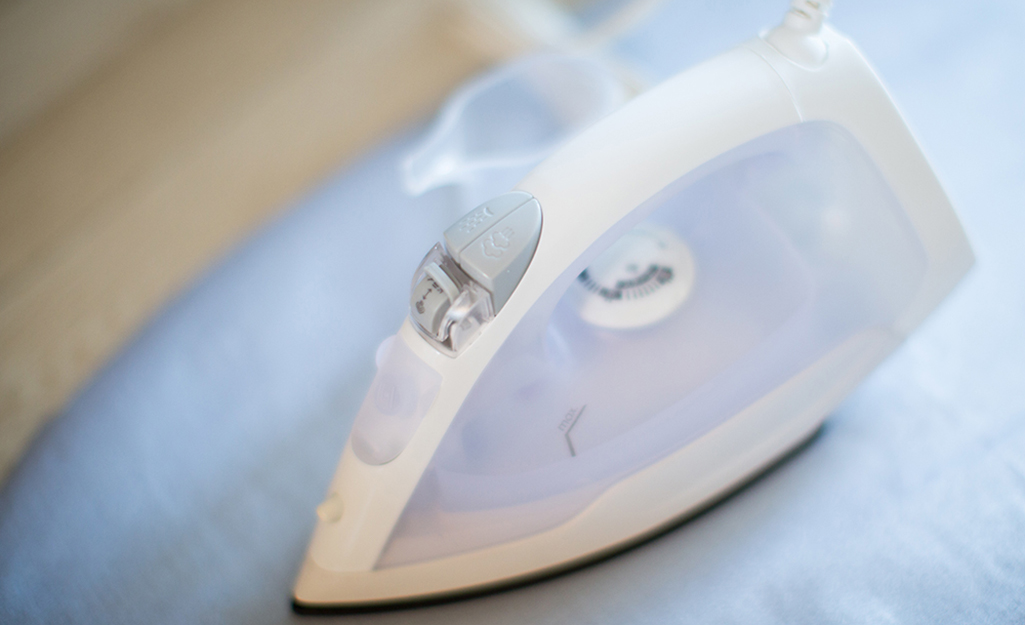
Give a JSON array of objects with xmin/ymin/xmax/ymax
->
[{"xmin": 568, "ymin": 224, "xmax": 695, "ymax": 329}]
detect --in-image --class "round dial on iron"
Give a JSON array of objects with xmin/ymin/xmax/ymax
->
[{"xmin": 568, "ymin": 223, "xmax": 695, "ymax": 329}]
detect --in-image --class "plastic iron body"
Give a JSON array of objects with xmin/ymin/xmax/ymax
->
[{"xmin": 293, "ymin": 16, "xmax": 973, "ymax": 610}]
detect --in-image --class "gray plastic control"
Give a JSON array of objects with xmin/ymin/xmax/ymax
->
[
  {"xmin": 443, "ymin": 192, "xmax": 542, "ymax": 311},
  {"xmin": 409, "ymin": 262, "xmax": 459, "ymax": 338},
  {"xmin": 407, "ymin": 244, "xmax": 493, "ymax": 355},
  {"xmin": 444, "ymin": 191, "xmax": 533, "ymax": 254}
]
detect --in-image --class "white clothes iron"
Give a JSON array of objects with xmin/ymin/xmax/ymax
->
[{"xmin": 293, "ymin": 0, "xmax": 973, "ymax": 609}]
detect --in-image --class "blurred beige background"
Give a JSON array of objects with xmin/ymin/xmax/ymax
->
[{"xmin": 0, "ymin": 0, "xmax": 566, "ymax": 483}]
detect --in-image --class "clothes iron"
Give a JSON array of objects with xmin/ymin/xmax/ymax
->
[{"xmin": 293, "ymin": 0, "xmax": 973, "ymax": 609}]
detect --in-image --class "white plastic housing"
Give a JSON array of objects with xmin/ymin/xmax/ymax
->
[
  {"xmin": 377, "ymin": 120, "xmax": 927, "ymax": 567},
  {"xmin": 294, "ymin": 24, "xmax": 973, "ymax": 608}
]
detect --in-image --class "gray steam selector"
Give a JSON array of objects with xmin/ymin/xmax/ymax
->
[{"xmin": 409, "ymin": 192, "xmax": 542, "ymax": 355}]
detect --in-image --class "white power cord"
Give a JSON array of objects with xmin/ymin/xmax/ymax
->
[{"xmin": 766, "ymin": 0, "xmax": 834, "ymax": 68}]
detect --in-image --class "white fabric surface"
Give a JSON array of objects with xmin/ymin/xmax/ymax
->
[{"xmin": 2, "ymin": 1, "xmax": 1024, "ymax": 623}]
